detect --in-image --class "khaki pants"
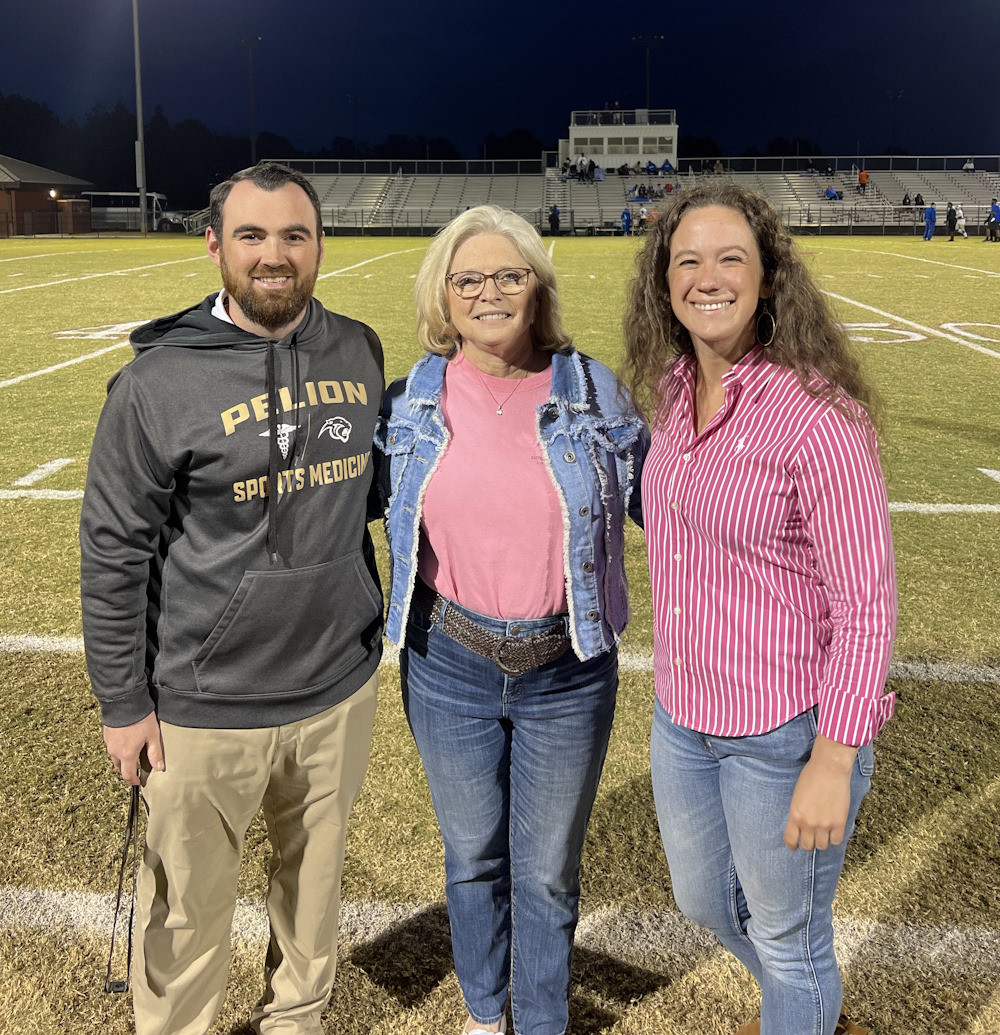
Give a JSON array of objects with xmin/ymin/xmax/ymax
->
[{"xmin": 133, "ymin": 673, "xmax": 378, "ymax": 1035}]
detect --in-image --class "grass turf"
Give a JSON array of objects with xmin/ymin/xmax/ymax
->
[{"xmin": 1, "ymin": 233, "xmax": 999, "ymax": 1032}]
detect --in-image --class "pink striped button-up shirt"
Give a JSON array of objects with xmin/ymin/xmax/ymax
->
[{"xmin": 642, "ymin": 347, "xmax": 896, "ymax": 746}]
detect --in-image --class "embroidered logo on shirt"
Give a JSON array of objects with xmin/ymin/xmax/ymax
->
[
  {"xmin": 734, "ymin": 435, "xmax": 749, "ymax": 455},
  {"xmin": 259, "ymin": 424, "xmax": 299, "ymax": 460},
  {"xmin": 319, "ymin": 416, "xmax": 353, "ymax": 444}
]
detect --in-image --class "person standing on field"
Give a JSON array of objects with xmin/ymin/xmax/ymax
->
[
  {"xmin": 946, "ymin": 202, "xmax": 957, "ymax": 241},
  {"xmin": 80, "ymin": 162, "xmax": 385, "ymax": 1035},
  {"xmin": 623, "ymin": 182, "xmax": 895, "ymax": 1035},
  {"xmin": 923, "ymin": 202, "xmax": 937, "ymax": 240}
]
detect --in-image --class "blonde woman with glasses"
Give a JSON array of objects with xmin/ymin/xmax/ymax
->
[{"xmin": 375, "ymin": 205, "xmax": 647, "ymax": 1035}]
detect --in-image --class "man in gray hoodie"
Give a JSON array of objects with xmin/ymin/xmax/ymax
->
[{"xmin": 80, "ymin": 163, "xmax": 384, "ymax": 1034}]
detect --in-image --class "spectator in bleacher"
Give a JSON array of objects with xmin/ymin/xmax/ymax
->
[
  {"xmin": 660, "ymin": 159, "xmax": 674, "ymax": 176},
  {"xmin": 913, "ymin": 192, "xmax": 924, "ymax": 208},
  {"xmin": 623, "ymin": 180, "xmax": 894, "ymax": 1035},
  {"xmin": 375, "ymin": 204, "xmax": 648, "ymax": 1035},
  {"xmin": 901, "ymin": 192, "xmax": 912, "ymax": 207},
  {"xmin": 825, "ymin": 163, "xmax": 834, "ymax": 177},
  {"xmin": 923, "ymin": 201, "xmax": 937, "ymax": 240},
  {"xmin": 594, "ymin": 164, "xmax": 605, "ymax": 181},
  {"xmin": 560, "ymin": 159, "xmax": 571, "ymax": 181},
  {"xmin": 713, "ymin": 159, "xmax": 724, "ymax": 175},
  {"xmin": 946, "ymin": 202, "xmax": 958, "ymax": 241},
  {"xmin": 956, "ymin": 204, "xmax": 968, "ymax": 238},
  {"xmin": 857, "ymin": 169, "xmax": 869, "ymax": 195},
  {"xmin": 963, "ymin": 157, "xmax": 976, "ymax": 173},
  {"xmin": 825, "ymin": 186, "xmax": 840, "ymax": 202},
  {"xmin": 646, "ymin": 160, "xmax": 658, "ymax": 176},
  {"xmin": 548, "ymin": 204, "xmax": 560, "ymax": 236}
]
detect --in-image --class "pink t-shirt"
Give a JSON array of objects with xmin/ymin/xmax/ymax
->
[{"xmin": 418, "ymin": 351, "xmax": 568, "ymax": 619}]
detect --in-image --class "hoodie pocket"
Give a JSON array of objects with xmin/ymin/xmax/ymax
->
[{"xmin": 191, "ymin": 553, "xmax": 381, "ymax": 698}]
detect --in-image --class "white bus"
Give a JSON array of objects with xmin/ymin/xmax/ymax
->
[{"xmin": 82, "ymin": 191, "xmax": 188, "ymax": 232}]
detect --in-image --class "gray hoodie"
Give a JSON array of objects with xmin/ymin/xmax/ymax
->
[{"xmin": 80, "ymin": 294, "xmax": 384, "ymax": 729}]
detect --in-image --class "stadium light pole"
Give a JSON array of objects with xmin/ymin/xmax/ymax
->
[
  {"xmin": 132, "ymin": 0, "xmax": 148, "ymax": 234},
  {"xmin": 243, "ymin": 36, "xmax": 262, "ymax": 165},
  {"xmin": 632, "ymin": 34, "xmax": 664, "ymax": 109}
]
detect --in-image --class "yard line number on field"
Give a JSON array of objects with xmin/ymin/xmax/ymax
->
[{"xmin": 830, "ymin": 293, "xmax": 1000, "ymax": 359}]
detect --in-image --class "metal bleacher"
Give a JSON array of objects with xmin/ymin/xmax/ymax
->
[
  {"xmin": 322, "ymin": 173, "xmax": 546, "ymax": 232},
  {"xmin": 279, "ymin": 157, "xmax": 1000, "ymax": 237}
]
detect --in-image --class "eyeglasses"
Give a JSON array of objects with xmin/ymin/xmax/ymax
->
[{"xmin": 445, "ymin": 268, "xmax": 533, "ymax": 299}]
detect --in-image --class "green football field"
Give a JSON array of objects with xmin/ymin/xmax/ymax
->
[{"xmin": 0, "ymin": 233, "xmax": 998, "ymax": 1034}]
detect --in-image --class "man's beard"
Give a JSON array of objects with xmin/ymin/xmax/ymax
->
[{"xmin": 219, "ymin": 255, "xmax": 319, "ymax": 333}]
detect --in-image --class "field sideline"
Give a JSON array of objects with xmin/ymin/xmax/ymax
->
[{"xmin": 1, "ymin": 234, "xmax": 998, "ymax": 1034}]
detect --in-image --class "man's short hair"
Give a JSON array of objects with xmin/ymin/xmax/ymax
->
[{"xmin": 209, "ymin": 163, "xmax": 323, "ymax": 241}]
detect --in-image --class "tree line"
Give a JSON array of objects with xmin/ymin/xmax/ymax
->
[{"xmin": 1, "ymin": 93, "xmax": 556, "ymax": 209}]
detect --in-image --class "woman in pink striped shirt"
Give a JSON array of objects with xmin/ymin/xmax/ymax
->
[{"xmin": 623, "ymin": 183, "xmax": 896, "ymax": 1035}]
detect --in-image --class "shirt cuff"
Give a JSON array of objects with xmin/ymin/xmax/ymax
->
[{"xmin": 817, "ymin": 686, "xmax": 896, "ymax": 746}]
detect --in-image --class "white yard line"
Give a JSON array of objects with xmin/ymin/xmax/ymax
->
[
  {"xmin": 0, "ymin": 255, "xmax": 205, "ymax": 295},
  {"xmin": 0, "ymin": 489, "xmax": 84, "ymax": 500},
  {"xmin": 12, "ymin": 459, "xmax": 75, "ymax": 486},
  {"xmin": 836, "ymin": 248, "xmax": 1000, "ymax": 278},
  {"xmin": 0, "ymin": 341, "xmax": 130, "ymax": 390},
  {"xmin": 1, "ymin": 250, "xmax": 421, "ymax": 391},
  {"xmin": 7, "ymin": 491, "xmax": 998, "ymax": 514},
  {"xmin": 0, "ymin": 253, "xmax": 61, "ymax": 263},
  {"xmin": 317, "ymin": 248, "xmax": 424, "ymax": 280},
  {"xmin": 890, "ymin": 502, "xmax": 1000, "ymax": 513},
  {"xmin": 1, "ymin": 885, "xmax": 997, "ymax": 985},
  {"xmin": 3, "ymin": 635, "xmax": 997, "ymax": 684},
  {"xmin": 823, "ymin": 290, "xmax": 1000, "ymax": 359}
]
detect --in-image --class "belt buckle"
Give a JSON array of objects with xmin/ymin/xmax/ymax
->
[{"xmin": 493, "ymin": 638, "xmax": 526, "ymax": 676}]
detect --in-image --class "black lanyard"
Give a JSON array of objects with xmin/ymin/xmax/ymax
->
[{"xmin": 104, "ymin": 785, "xmax": 140, "ymax": 994}]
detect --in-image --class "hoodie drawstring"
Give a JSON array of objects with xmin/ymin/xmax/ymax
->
[
  {"xmin": 264, "ymin": 336, "xmax": 302, "ymax": 563},
  {"xmin": 265, "ymin": 342, "xmax": 280, "ymax": 563}
]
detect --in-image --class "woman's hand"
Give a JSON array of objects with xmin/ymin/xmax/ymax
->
[{"xmin": 784, "ymin": 735, "xmax": 858, "ymax": 851}]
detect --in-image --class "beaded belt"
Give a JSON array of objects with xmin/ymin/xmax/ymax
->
[{"xmin": 412, "ymin": 581, "xmax": 571, "ymax": 676}]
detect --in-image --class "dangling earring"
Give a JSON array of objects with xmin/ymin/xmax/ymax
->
[{"xmin": 756, "ymin": 301, "xmax": 776, "ymax": 347}]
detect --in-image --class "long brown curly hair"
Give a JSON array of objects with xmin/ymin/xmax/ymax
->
[{"xmin": 622, "ymin": 181, "xmax": 882, "ymax": 436}]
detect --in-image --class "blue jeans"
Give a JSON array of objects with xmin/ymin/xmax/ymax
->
[
  {"xmin": 650, "ymin": 699, "xmax": 873, "ymax": 1035},
  {"xmin": 401, "ymin": 592, "xmax": 618, "ymax": 1035}
]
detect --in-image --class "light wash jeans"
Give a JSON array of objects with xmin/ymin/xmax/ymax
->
[
  {"xmin": 650, "ymin": 698, "xmax": 873, "ymax": 1035},
  {"xmin": 401, "ymin": 592, "xmax": 618, "ymax": 1035}
]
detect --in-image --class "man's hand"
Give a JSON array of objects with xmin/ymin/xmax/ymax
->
[
  {"xmin": 784, "ymin": 735, "xmax": 858, "ymax": 851},
  {"xmin": 103, "ymin": 713, "xmax": 164, "ymax": 786}
]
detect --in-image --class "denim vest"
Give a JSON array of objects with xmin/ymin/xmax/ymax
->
[{"xmin": 373, "ymin": 349, "xmax": 648, "ymax": 660}]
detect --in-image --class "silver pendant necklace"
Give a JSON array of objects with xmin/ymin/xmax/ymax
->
[{"xmin": 476, "ymin": 368, "xmax": 530, "ymax": 415}]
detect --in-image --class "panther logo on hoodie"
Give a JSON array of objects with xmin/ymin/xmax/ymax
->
[{"xmin": 319, "ymin": 417, "xmax": 352, "ymax": 443}]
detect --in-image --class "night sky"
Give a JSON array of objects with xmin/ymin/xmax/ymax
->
[{"xmin": 4, "ymin": 0, "xmax": 998, "ymax": 160}]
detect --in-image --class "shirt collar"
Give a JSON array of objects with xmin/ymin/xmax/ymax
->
[
  {"xmin": 211, "ymin": 289, "xmax": 235, "ymax": 325},
  {"xmin": 670, "ymin": 345, "xmax": 774, "ymax": 404}
]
